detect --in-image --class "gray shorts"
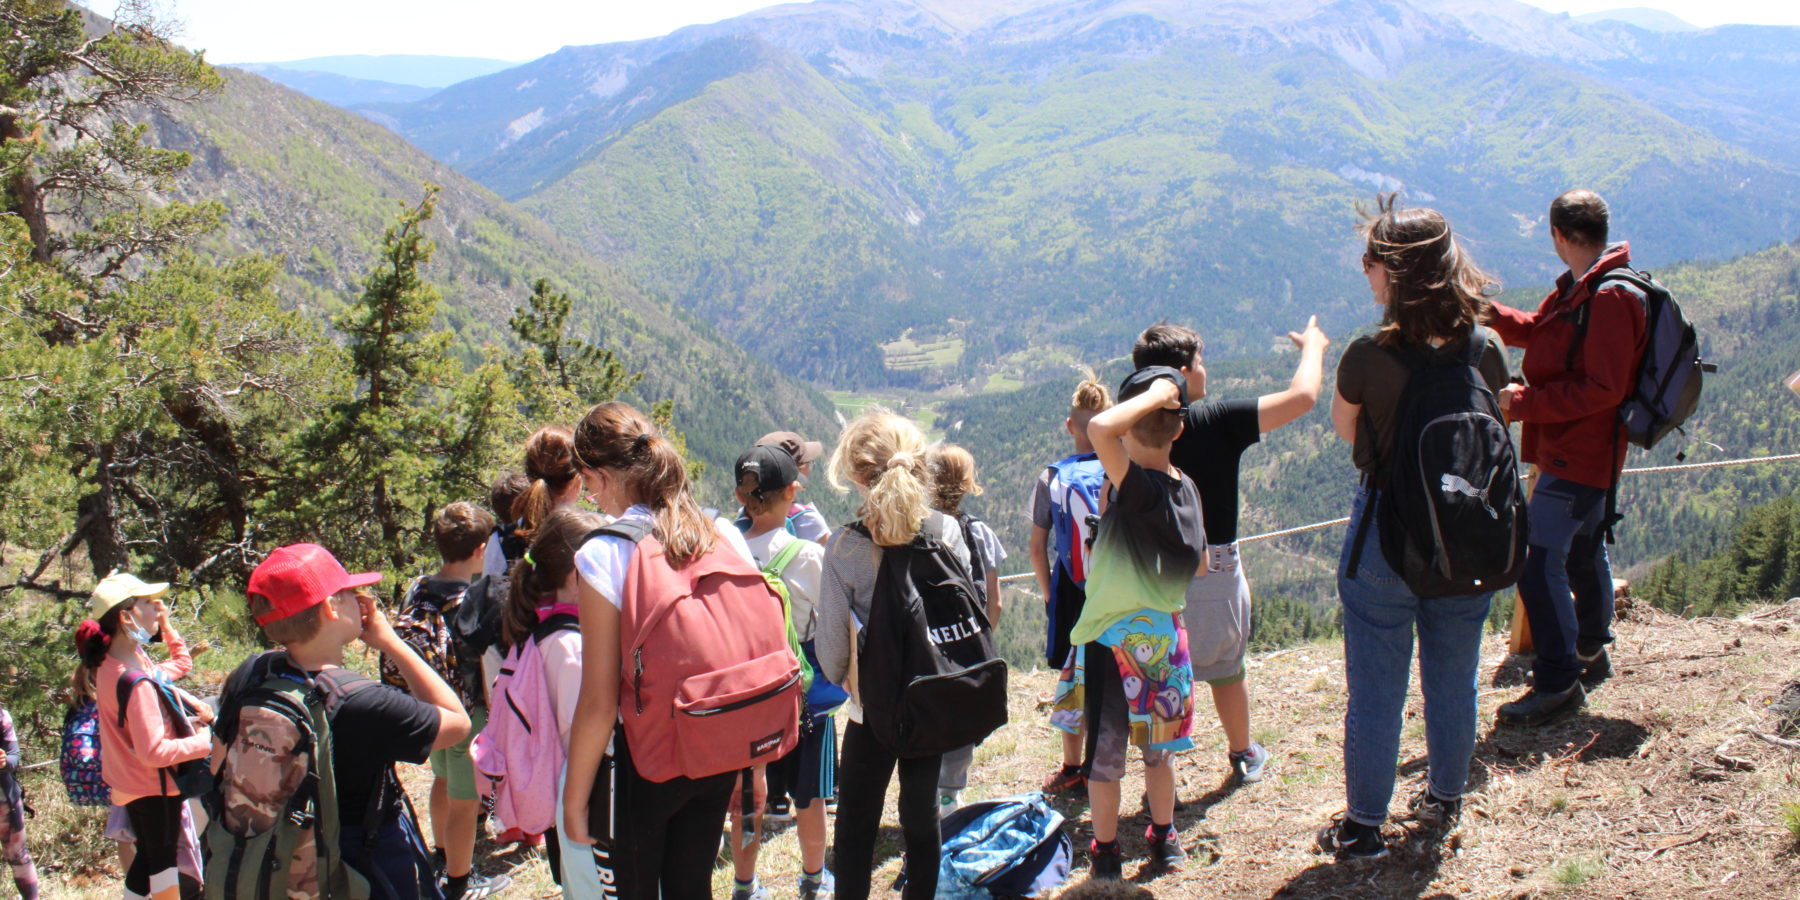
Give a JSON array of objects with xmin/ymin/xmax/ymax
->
[{"xmin": 1181, "ymin": 543, "xmax": 1251, "ymax": 687}]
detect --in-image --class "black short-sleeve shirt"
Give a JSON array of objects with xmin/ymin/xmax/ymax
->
[
  {"xmin": 223, "ymin": 653, "xmax": 440, "ymax": 825},
  {"xmin": 1168, "ymin": 399, "xmax": 1262, "ymax": 544}
]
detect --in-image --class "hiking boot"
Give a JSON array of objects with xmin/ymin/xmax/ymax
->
[
  {"xmin": 1146, "ymin": 826, "xmax": 1189, "ymax": 871},
  {"xmin": 1229, "ymin": 741, "xmax": 1270, "ymax": 784},
  {"xmin": 1041, "ymin": 765, "xmax": 1087, "ymax": 795},
  {"xmin": 1407, "ymin": 788, "xmax": 1462, "ymax": 828},
  {"xmin": 1316, "ymin": 816, "xmax": 1387, "ymax": 860},
  {"xmin": 1088, "ymin": 840, "xmax": 1123, "ymax": 881},
  {"xmin": 1496, "ymin": 682, "xmax": 1586, "ymax": 727},
  {"xmin": 938, "ymin": 791, "xmax": 962, "ymax": 818},
  {"xmin": 1577, "ymin": 644, "xmax": 1612, "ymax": 686},
  {"xmin": 730, "ymin": 878, "xmax": 773, "ymax": 900},
  {"xmin": 797, "ymin": 869, "xmax": 835, "ymax": 900}
]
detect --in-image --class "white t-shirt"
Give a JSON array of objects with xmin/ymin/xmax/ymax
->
[
  {"xmin": 574, "ymin": 504, "xmax": 755, "ymax": 608},
  {"xmin": 744, "ymin": 527, "xmax": 826, "ymax": 641}
]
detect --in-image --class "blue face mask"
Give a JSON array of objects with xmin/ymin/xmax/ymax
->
[{"xmin": 126, "ymin": 623, "xmax": 157, "ymax": 645}]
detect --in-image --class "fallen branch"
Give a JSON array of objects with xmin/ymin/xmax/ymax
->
[
  {"xmin": 1749, "ymin": 731, "xmax": 1800, "ymax": 752},
  {"xmin": 1650, "ymin": 830, "xmax": 1711, "ymax": 857}
]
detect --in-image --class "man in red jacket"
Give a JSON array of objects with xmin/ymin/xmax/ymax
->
[{"xmin": 1487, "ymin": 189, "xmax": 1649, "ymax": 726}]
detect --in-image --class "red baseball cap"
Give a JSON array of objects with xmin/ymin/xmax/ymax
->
[{"xmin": 247, "ymin": 544, "xmax": 382, "ymax": 625}]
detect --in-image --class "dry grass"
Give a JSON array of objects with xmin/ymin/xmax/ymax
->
[{"xmin": 22, "ymin": 600, "xmax": 1800, "ymax": 898}]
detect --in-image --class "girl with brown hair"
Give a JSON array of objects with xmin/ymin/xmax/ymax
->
[
  {"xmin": 1321, "ymin": 195, "xmax": 1513, "ymax": 860},
  {"xmin": 558, "ymin": 402, "xmax": 757, "ymax": 900}
]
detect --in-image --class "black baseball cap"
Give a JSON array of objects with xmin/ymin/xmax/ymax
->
[
  {"xmin": 1118, "ymin": 365, "xmax": 1189, "ymax": 411},
  {"xmin": 735, "ymin": 444, "xmax": 799, "ymax": 501}
]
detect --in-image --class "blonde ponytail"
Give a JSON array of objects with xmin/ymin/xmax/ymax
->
[
  {"xmin": 829, "ymin": 411, "xmax": 932, "ymax": 547},
  {"xmin": 1071, "ymin": 368, "xmax": 1111, "ymax": 413}
]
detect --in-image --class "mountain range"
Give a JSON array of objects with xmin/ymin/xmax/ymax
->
[
  {"xmin": 347, "ymin": 0, "xmax": 1800, "ymax": 386},
  {"xmin": 142, "ymin": 67, "xmax": 838, "ymax": 496}
]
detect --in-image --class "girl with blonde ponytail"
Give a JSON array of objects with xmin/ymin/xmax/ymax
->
[{"xmin": 816, "ymin": 411, "xmax": 972, "ymax": 900}]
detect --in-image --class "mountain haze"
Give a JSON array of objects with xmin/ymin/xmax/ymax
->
[{"xmin": 367, "ymin": 0, "xmax": 1800, "ymax": 386}]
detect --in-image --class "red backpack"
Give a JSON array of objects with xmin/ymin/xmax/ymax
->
[{"xmin": 593, "ymin": 520, "xmax": 803, "ymax": 782}]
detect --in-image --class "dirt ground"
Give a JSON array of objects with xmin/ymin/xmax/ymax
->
[{"xmin": 23, "ymin": 599, "xmax": 1800, "ymax": 899}]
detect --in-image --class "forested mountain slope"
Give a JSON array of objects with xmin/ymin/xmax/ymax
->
[
  {"xmin": 366, "ymin": 0, "xmax": 1800, "ymax": 386},
  {"xmin": 144, "ymin": 69, "xmax": 838, "ymax": 486}
]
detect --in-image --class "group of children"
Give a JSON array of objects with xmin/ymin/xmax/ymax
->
[{"xmin": 1, "ymin": 187, "xmax": 1642, "ymax": 897}]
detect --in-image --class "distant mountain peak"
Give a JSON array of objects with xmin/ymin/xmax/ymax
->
[{"xmin": 1573, "ymin": 7, "xmax": 1699, "ymax": 33}]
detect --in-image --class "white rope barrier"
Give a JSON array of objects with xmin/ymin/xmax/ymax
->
[{"xmin": 994, "ymin": 451, "xmax": 1800, "ymax": 584}]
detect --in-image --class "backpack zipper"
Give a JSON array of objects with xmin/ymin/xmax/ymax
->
[
  {"xmin": 634, "ymin": 649, "xmax": 644, "ymax": 715},
  {"xmin": 680, "ymin": 670, "xmax": 801, "ymax": 717}
]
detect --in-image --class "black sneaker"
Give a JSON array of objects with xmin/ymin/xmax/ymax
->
[
  {"xmin": 1406, "ymin": 788, "xmax": 1462, "ymax": 827},
  {"xmin": 1146, "ymin": 826, "xmax": 1188, "ymax": 870},
  {"xmin": 1316, "ymin": 816, "xmax": 1387, "ymax": 860},
  {"xmin": 1577, "ymin": 644, "xmax": 1612, "ymax": 686},
  {"xmin": 1496, "ymin": 682, "xmax": 1586, "ymax": 727},
  {"xmin": 1088, "ymin": 840, "xmax": 1123, "ymax": 881}
]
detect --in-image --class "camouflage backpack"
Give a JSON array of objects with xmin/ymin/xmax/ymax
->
[
  {"xmin": 203, "ymin": 652, "xmax": 376, "ymax": 900},
  {"xmin": 379, "ymin": 577, "xmax": 481, "ymax": 710}
]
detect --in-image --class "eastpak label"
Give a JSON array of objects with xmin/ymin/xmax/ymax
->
[{"xmin": 750, "ymin": 730, "xmax": 784, "ymax": 757}]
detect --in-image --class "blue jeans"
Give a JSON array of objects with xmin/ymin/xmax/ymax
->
[
  {"xmin": 1339, "ymin": 487, "xmax": 1493, "ymax": 826},
  {"xmin": 1518, "ymin": 474, "xmax": 1615, "ymax": 694}
]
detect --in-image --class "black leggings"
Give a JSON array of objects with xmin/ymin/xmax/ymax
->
[
  {"xmin": 833, "ymin": 720, "xmax": 942, "ymax": 900},
  {"xmin": 587, "ymin": 731, "xmax": 734, "ymax": 900},
  {"xmin": 123, "ymin": 795, "xmax": 196, "ymax": 899}
]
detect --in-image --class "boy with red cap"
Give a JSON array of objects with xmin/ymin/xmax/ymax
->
[{"xmin": 221, "ymin": 544, "xmax": 471, "ymax": 900}]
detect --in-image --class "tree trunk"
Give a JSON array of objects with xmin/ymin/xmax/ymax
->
[
  {"xmin": 0, "ymin": 114, "xmax": 52, "ymax": 264},
  {"xmin": 77, "ymin": 443, "xmax": 129, "ymax": 577}
]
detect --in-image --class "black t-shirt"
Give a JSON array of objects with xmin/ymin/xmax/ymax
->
[
  {"xmin": 223, "ymin": 653, "xmax": 439, "ymax": 826},
  {"xmin": 1168, "ymin": 399, "xmax": 1262, "ymax": 544},
  {"xmin": 1085, "ymin": 462, "xmax": 1207, "ymax": 617}
]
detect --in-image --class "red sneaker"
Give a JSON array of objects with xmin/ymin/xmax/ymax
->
[
  {"xmin": 1041, "ymin": 766, "xmax": 1087, "ymax": 794},
  {"xmin": 495, "ymin": 827, "xmax": 545, "ymax": 848}
]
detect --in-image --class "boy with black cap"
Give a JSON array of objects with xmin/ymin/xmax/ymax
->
[
  {"xmin": 754, "ymin": 430, "xmax": 832, "ymax": 543},
  {"xmin": 224, "ymin": 544, "xmax": 472, "ymax": 900},
  {"xmin": 727, "ymin": 445, "xmax": 838, "ymax": 900},
  {"xmin": 1061, "ymin": 366, "xmax": 1205, "ymax": 878}
]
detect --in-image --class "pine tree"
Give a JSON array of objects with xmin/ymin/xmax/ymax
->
[
  {"xmin": 0, "ymin": 0, "xmax": 329, "ymax": 585},
  {"xmin": 507, "ymin": 277, "xmax": 640, "ymax": 422}
]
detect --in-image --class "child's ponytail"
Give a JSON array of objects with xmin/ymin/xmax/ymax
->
[
  {"xmin": 1071, "ymin": 369, "xmax": 1112, "ymax": 413},
  {"xmin": 573, "ymin": 402, "xmax": 716, "ymax": 567},
  {"xmin": 76, "ymin": 617, "xmax": 110, "ymax": 670},
  {"xmin": 516, "ymin": 426, "xmax": 579, "ymax": 542},
  {"xmin": 502, "ymin": 507, "xmax": 607, "ymax": 647},
  {"xmin": 927, "ymin": 444, "xmax": 982, "ymax": 516},
  {"xmin": 829, "ymin": 411, "xmax": 932, "ymax": 547}
]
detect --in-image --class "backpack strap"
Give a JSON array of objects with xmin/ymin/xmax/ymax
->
[
  {"xmin": 764, "ymin": 538, "xmax": 807, "ymax": 581},
  {"xmin": 531, "ymin": 612, "xmax": 580, "ymax": 644},
  {"xmin": 588, "ymin": 519, "xmax": 653, "ymax": 546}
]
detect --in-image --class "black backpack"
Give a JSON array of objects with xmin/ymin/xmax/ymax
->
[
  {"xmin": 854, "ymin": 522, "xmax": 1008, "ymax": 757},
  {"xmin": 1348, "ymin": 327, "xmax": 1528, "ymax": 599},
  {"xmin": 953, "ymin": 512, "xmax": 989, "ymax": 603},
  {"xmin": 1566, "ymin": 266, "xmax": 1716, "ymax": 451},
  {"xmin": 448, "ymin": 575, "xmax": 505, "ymax": 693}
]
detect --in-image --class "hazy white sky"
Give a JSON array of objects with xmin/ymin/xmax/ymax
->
[{"xmin": 150, "ymin": 0, "xmax": 1800, "ymax": 64}]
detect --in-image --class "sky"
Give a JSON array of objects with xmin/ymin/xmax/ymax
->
[{"xmin": 152, "ymin": 0, "xmax": 1800, "ymax": 64}]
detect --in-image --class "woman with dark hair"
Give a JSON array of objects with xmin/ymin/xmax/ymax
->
[{"xmin": 1320, "ymin": 195, "xmax": 1514, "ymax": 860}]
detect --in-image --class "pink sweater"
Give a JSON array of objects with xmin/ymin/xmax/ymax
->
[{"xmin": 97, "ymin": 636, "xmax": 211, "ymax": 802}]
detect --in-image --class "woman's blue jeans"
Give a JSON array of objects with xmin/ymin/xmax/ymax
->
[{"xmin": 1338, "ymin": 487, "xmax": 1493, "ymax": 826}]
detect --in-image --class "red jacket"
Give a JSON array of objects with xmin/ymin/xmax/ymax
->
[{"xmin": 1488, "ymin": 242, "xmax": 1648, "ymax": 490}]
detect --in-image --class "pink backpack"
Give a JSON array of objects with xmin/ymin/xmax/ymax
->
[
  {"xmin": 471, "ymin": 614, "xmax": 577, "ymax": 834},
  {"xmin": 596, "ymin": 520, "xmax": 803, "ymax": 782}
]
